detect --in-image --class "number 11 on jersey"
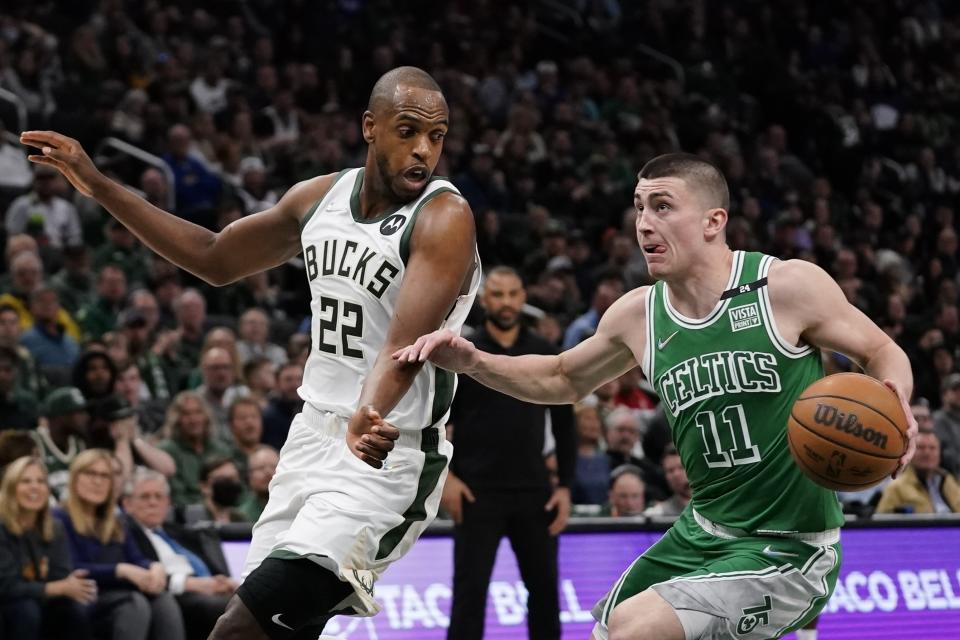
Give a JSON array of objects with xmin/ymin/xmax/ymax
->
[{"xmin": 694, "ymin": 405, "xmax": 761, "ymax": 468}]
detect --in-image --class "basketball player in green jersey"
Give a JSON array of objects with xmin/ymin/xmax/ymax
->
[{"xmin": 394, "ymin": 153, "xmax": 919, "ymax": 639}]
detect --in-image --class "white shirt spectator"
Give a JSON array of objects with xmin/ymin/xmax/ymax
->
[
  {"xmin": 5, "ymin": 192, "xmax": 82, "ymax": 248},
  {"xmin": 190, "ymin": 76, "xmax": 231, "ymax": 113},
  {"xmin": 0, "ymin": 141, "xmax": 33, "ymax": 189}
]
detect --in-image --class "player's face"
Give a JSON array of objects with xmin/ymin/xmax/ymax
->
[
  {"xmin": 634, "ymin": 176, "xmax": 719, "ymax": 279},
  {"xmin": 481, "ymin": 273, "xmax": 526, "ymax": 331},
  {"xmin": 367, "ymin": 86, "xmax": 448, "ymax": 201}
]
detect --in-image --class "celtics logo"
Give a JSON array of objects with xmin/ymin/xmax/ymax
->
[{"xmin": 736, "ymin": 595, "xmax": 772, "ymax": 635}]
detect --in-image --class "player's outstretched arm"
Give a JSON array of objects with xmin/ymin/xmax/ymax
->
[
  {"xmin": 769, "ymin": 259, "xmax": 918, "ymax": 474},
  {"xmin": 347, "ymin": 192, "xmax": 477, "ymax": 466},
  {"xmin": 20, "ymin": 130, "xmax": 333, "ymax": 286},
  {"xmin": 394, "ymin": 287, "xmax": 646, "ymax": 405}
]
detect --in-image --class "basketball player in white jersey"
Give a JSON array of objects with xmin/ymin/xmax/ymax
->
[{"xmin": 21, "ymin": 66, "xmax": 480, "ymax": 640}]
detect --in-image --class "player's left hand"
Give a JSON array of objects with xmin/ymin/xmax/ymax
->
[
  {"xmin": 347, "ymin": 405, "xmax": 400, "ymax": 469},
  {"xmin": 885, "ymin": 379, "xmax": 917, "ymax": 479},
  {"xmin": 545, "ymin": 486, "xmax": 571, "ymax": 536}
]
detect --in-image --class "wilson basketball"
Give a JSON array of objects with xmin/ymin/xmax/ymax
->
[{"xmin": 787, "ymin": 373, "xmax": 908, "ymax": 492}]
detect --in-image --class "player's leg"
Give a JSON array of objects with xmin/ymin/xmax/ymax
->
[
  {"xmin": 506, "ymin": 489, "xmax": 560, "ymax": 640},
  {"xmin": 608, "ymin": 588, "xmax": 685, "ymax": 640},
  {"xmin": 447, "ymin": 489, "xmax": 509, "ymax": 640}
]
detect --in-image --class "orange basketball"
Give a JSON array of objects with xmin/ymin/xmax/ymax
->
[{"xmin": 787, "ymin": 373, "xmax": 908, "ymax": 492}]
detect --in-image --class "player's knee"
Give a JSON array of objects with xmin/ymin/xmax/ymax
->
[
  {"xmin": 608, "ymin": 589, "xmax": 685, "ymax": 640},
  {"xmin": 209, "ymin": 595, "xmax": 266, "ymax": 640}
]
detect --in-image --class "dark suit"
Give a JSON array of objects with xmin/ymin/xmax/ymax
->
[{"xmin": 125, "ymin": 517, "xmax": 231, "ymax": 640}]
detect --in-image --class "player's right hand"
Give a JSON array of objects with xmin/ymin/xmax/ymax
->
[
  {"xmin": 440, "ymin": 472, "xmax": 475, "ymax": 524},
  {"xmin": 347, "ymin": 405, "xmax": 400, "ymax": 468},
  {"xmin": 20, "ymin": 130, "xmax": 106, "ymax": 198},
  {"xmin": 392, "ymin": 329, "xmax": 479, "ymax": 373}
]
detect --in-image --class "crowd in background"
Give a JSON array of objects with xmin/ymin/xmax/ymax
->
[{"xmin": 1, "ymin": 0, "xmax": 960, "ymax": 637}]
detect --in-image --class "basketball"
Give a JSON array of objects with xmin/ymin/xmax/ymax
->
[{"xmin": 787, "ymin": 373, "xmax": 909, "ymax": 492}]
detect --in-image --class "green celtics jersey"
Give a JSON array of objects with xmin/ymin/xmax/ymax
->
[{"xmin": 643, "ymin": 251, "xmax": 843, "ymax": 534}]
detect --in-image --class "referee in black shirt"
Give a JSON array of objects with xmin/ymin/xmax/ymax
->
[{"xmin": 443, "ymin": 266, "xmax": 576, "ymax": 640}]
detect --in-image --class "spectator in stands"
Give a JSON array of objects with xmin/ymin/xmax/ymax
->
[
  {"xmin": 606, "ymin": 465, "xmax": 646, "ymax": 517},
  {"xmin": 188, "ymin": 458, "xmax": 248, "ymax": 525},
  {"xmin": 114, "ymin": 361, "xmax": 166, "ymax": 437},
  {"xmin": 261, "ymin": 362, "xmax": 303, "ymax": 450},
  {"xmin": 73, "ymin": 350, "xmax": 118, "ymax": 430},
  {"xmin": 644, "ymin": 446, "xmax": 691, "ymax": 517},
  {"xmin": 0, "ymin": 345, "xmax": 38, "ymax": 430},
  {"xmin": 0, "ymin": 251, "xmax": 82, "ymax": 342},
  {"xmin": 571, "ymin": 402, "xmax": 610, "ymax": 505},
  {"xmin": 196, "ymin": 346, "xmax": 249, "ymax": 442},
  {"xmin": 934, "ymin": 373, "xmax": 960, "ymax": 475},
  {"xmin": 242, "ymin": 357, "xmax": 276, "ymax": 409},
  {"xmin": 0, "ymin": 456, "xmax": 95, "ymax": 640},
  {"xmin": 123, "ymin": 469, "xmax": 236, "ymax": 640},
  {"xmin": 99, "ymin": 395, "xmax": 175, "ymax": 481},
  {"xmin": 0, "ymin": 117, "xmax": 32, "ymax": 190},
  {"xmin": 562, "ymin": 274, "xmax": 624, "ymax": 349},
  {"xmin": 4, "ymin": 164, "xmax": 82, "ymax": 249},
  {"xmin": 236, "ymin": 307, "xmax": 287, "ymax": 366},
  {"xmin": 876, "ymin": 430, "xmax": 960, "ymax": 514},
  {"xmin": 92, "ymin": 219, "xmax": 149, "ymax": 288},
  {"xmin": 237, "ymin": 445, "xmax": 278, "ymax": 522},
  {"xmin": 189, "ymin": 59, "xmax": 231, "ymax": 114},
  {"xmin": 20, "ymin": 287, "xmax": 81, "ymax": 369},
  {"xmin": 158, "ymin": 391, "xmax": 232, "ymax": 508},
  {"xmin": 603, "ymin": 406, "xmax": 668, "ymax": 502},
  {"xmin": 55, "ymin": 449, "xmax": 186, "ymax": 640},
  {"xmin": 227, "ymin": 397, "xmax": 263, "ymax": 479},
  {"xmin": 31, "ymin": 387, "xmax": 88, "ymax": 499},
  {"xmin": 49, "ymin": 245, "xmax": 95, "ymax": 315},
  {"xmin": 163, "ymin": 124, "xmax": 221, "ymax": 225},
  {"xmin": 0, "ymin": 431, "xmax": 39, "ymax": 471},
  {"xmin": 77, "ymin": 265, "xmax": 128, "ymax": 341},
  {"xmin": 0, "ymin": 303, "xmax": 46, "ymax": 398},
  {"xmin": 172, "ymin": 288, "xmax": 208, "ymax": 375}
]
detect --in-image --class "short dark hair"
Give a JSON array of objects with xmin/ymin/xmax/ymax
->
[
  {"xmin": 486, "ymin": 266, "xmax": 523, "ymax": 285},
  {"xmin": 609, "ymin": 463, "xmax": 645, "ymax": 489},
  {"xmin": 662, "ymin": 444, "xmax": 680, "ymax": 459},
  {"xmin": 200, "ymin": 456, "xmax": 238, "ymax": 483},
  {"xmin": 367, "ymin": 66, "xmax": 442, "ymax": 113},
  {"xmin": 228, "ymin": 396, "xmax": 261, "ymax": 424},
  {"xmin": 0, "ymin": 303, "xmax": 18, "ymax": 317},
  {"xmin": 638, "ymin": 153, "xmax": 730, "ymax": 210}
]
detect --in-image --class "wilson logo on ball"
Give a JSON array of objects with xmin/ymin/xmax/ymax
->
[{"xmin": 813, "ymin": 403, "xmax": 889, "ymax": 450}]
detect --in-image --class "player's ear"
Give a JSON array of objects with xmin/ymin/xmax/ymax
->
[
  {"xmin": 703, "ymin": 207, "xmax": 727, "ymax": 240},
  {"xmin": 361, "ymin": 111, "xmax": 376, "ymax": 144}
]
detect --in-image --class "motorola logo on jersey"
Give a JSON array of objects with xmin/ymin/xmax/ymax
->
[{"xmin": 380, "ymin": 214, "xmax": 407, "ymax": 236}]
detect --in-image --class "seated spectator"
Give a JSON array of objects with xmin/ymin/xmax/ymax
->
[
  {"xmin": 20, "ymin": 287, "xmax": 81, "ymax": 370},
  {"xmin": 184, "ymin": 458, "xmax": 248, "ymax": 525},
  {"xmin": 158, "ymin": 391, "xmax": 233, "ymax": 508},
  {"xmin": 561, "ymin": 276, "xmax": 623, "ymax": 349},
  {"xmin": 0, "ymin": 117, "xmax": 32, "ymax": 190},
  {"xmin": 196, "ymin": 346, "xmax": 250, "ymax": 444},
  {"xmin": 606, "ymin": 465, "xmax": 646, "ymax": 517},
  {"xmin": 237, "ymin": 445, "xmax": 279, "ymax": 522},
  {"xmin": 73, "ymin": 350, "xmax": 118, "ymax": 440},
  {"xmin": 875, "ymin": 430, "xmax": 960, "ymax": 514},
  {"xmin": 122, "ymin": 469, "xmax": 236, "ymax": 640},
  {"xmin": 4, "ymin": 164, "xmax": 82, "ymax": 248},
  {"xmin": 0, "ymin": 456, "xmax": 95, "ymax": 640},
  {"xmin": 261, "ymin": 362, "xmax": 303, "ymax": 450},
  {"xmin": 99, "ymin": 395, "xmax": 176, "ymax": 481},
  {"xmin": 603, "ymin": 406, "xmax": 668, "ymax": 502},
  {"xmin": 50, "ymin": 245, "xmax": 95, "ymax": 315},
  {"xmin": 571, "ymin": 402, "xmax": 610, "ymax": 505},
  {"xmin": 0, "ymin": 345, "xmax": 38, "ymax": 430},
  {"xmin": 76, "ymin": 265, "xmax": 128, "ymax": 341},
  {"xmin": 114, "ymin": 361, "xmax": 167, "ymax": 437},
  {"xmin": 228, "ymin": 397, "xmax": 264, "ymax": 479},
  {"xmin": 0, "ymin": 252, "xmax": 80, "ymax": 344},
  {"xmin": 934, "ymin": 373, "xmax": 960, "ymax": 475},
  {"xmin": 643, "ymin": 446, "xmax": 691, "ymax": 517},
  {"xmin": 236, "ymin": 308, "xmax": 287, "ymax": 366},
  {"xmin": 55, "ymin": 449, "xmax": 185, "ymax": 640},
  {"xmin": 91, "ymin": 219, "xmax": 150, "ymax": 288},
  {"xmin": 31, "ymin": 387, "xmax": 89, "ymax": 499},
  {"xmin": 243, "ymin": 357, "xmax": 276, "ymax": 409},
  {"xmin": 0, "ymin": 302, "xmax": 47, "ymax": 398},
  {"xmin": 163, "ymin": 124, "xmax": 222, "ymax": 226}
]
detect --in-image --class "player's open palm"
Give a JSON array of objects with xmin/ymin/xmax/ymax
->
[
  {"xmin": 392, "ymin": 329, "xmax": 479, "ymax": 374},
  {"xmin": 19, "ymin": 131, "xmax": 105, "ymax": 198}
]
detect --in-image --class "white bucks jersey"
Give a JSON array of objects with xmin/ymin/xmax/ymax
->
[{"xmin": 298, "ymin": 168, "xmax": 480, "ymax": 431}]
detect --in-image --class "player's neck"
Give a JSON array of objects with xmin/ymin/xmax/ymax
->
[
  {"xmin": 664, "ymin": 247, "xmax": 734, "ymax": 318},
  {"xmin": 486, "ymin": 321, "xmax": 520, "ymax": 348},
  {"xmin": 357, "ymin": 162, "xmax": 405, "ymax": 220}
]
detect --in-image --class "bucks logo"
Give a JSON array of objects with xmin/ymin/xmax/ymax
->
[{"xmin": 736, "ymin": 595, "xmax": 772, "ymax": 635}]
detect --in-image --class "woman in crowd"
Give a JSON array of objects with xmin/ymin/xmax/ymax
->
[
  {"xmin": 55, "ymin": 448, "xmax": 185, "ymax": 640},
  {"xmin": 158, "ymin": 391, "xmax": 232, "ymax": 507},
  {"xmin": 0, "ymin": 456, "xmax": 95, "ymax": 640},
  {"xmin": 571, "ymin": 401, "xmax": 612, "ymax": 505}
]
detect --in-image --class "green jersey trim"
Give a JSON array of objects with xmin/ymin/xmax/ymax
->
[
  {"xmin": 757, "ymin": 255, "xmax": 814, "ymax": 359},
  {"xmin": 348, "ymin": 168, "xmax": 404, "ymax": 224},
  {"xmin": 299, "ymin": 168, "xmax": 351, "ymax": 233},
  {"xmin": 663, "ymin": 251, "xmax": 744, "ymax": 329}
]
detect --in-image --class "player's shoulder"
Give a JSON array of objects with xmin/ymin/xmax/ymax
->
[
  {"xmin": 278, "ymin": 171, "xmax": 347, "ymax": 225},
  {"xmin": 598, "ymin": 286, "xmax": 651, "ymax": 335},
  {"xmin": 406, "ymin": 188, "xmax": 475, "ymax": 253},
  {"xmin": 766, "ymin": 258, "xmax": 834, "ymax": 298}
]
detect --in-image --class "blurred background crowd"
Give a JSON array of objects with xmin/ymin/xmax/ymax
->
[{"xmin": 1, "ymin": 0, "xmax": 960, "ymax": 638}]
